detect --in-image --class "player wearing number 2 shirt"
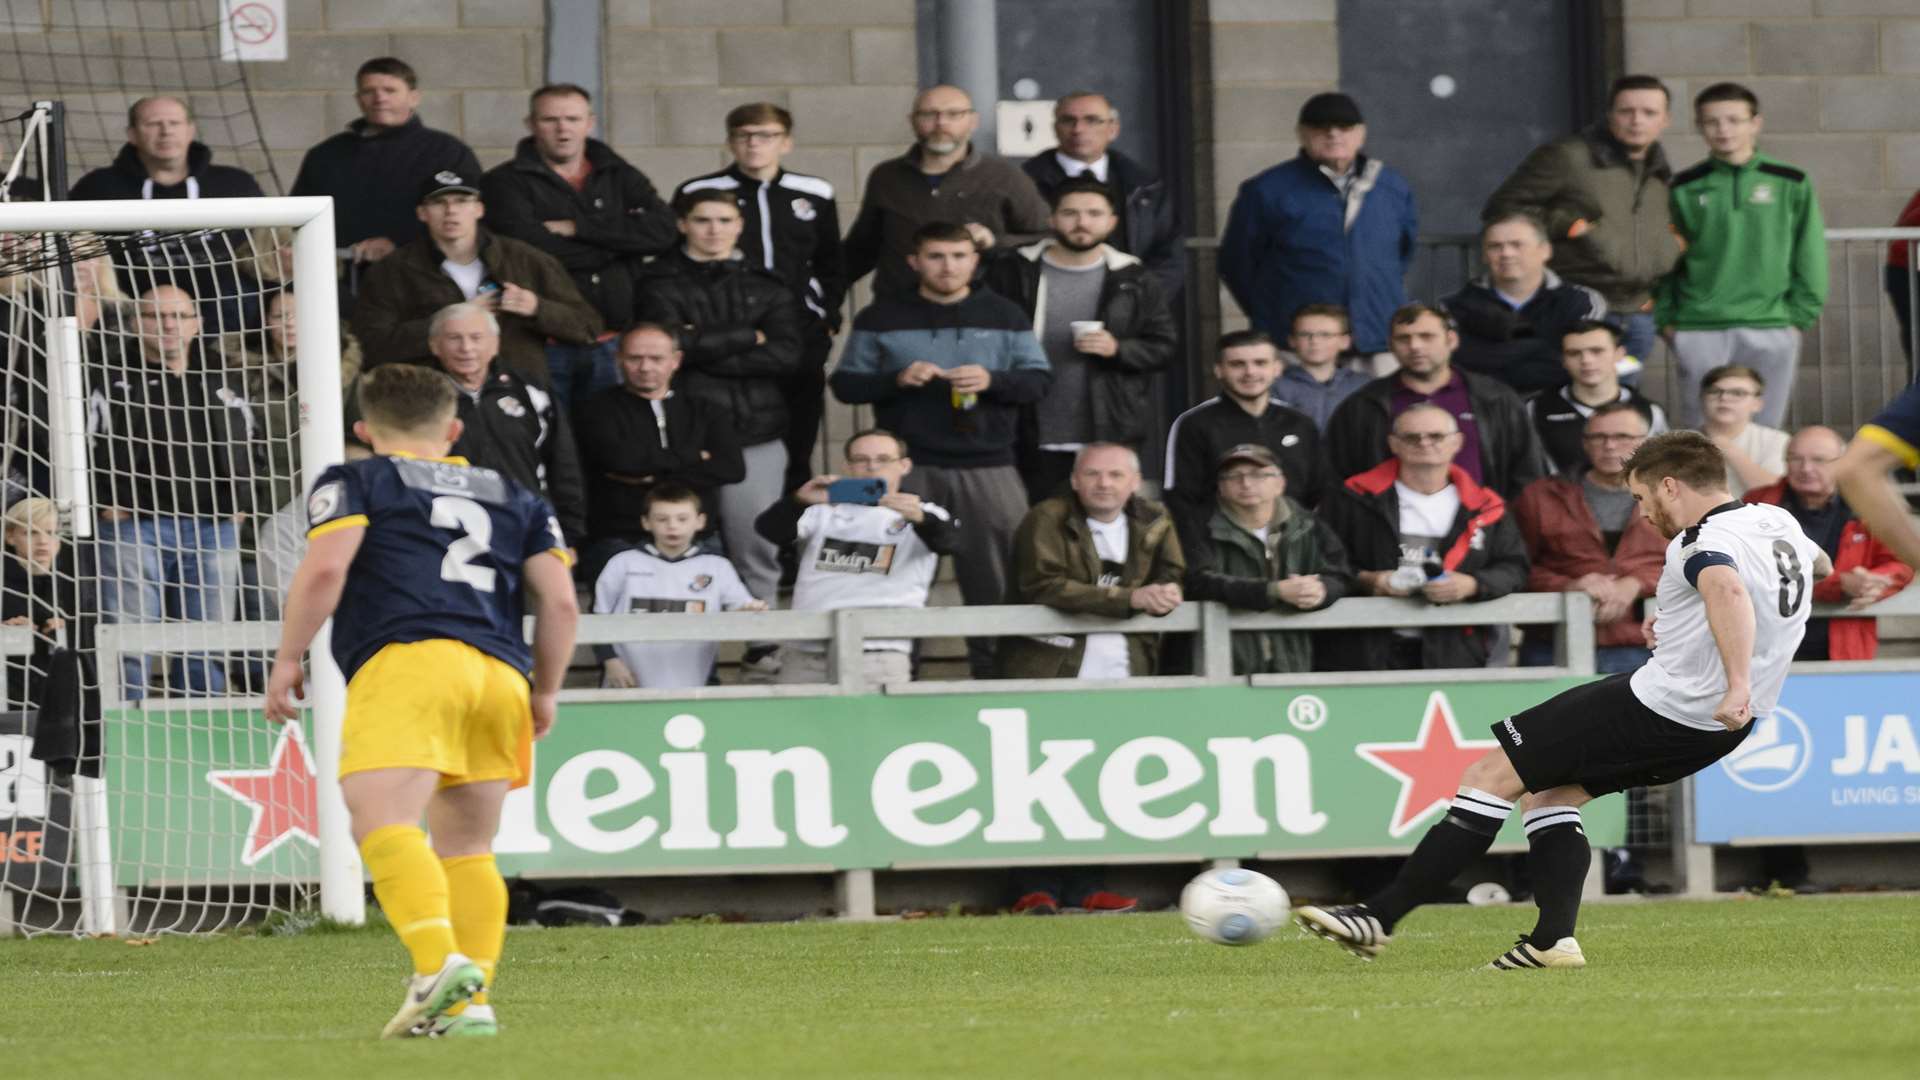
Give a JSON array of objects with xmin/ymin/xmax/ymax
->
[
  {"xmin": 1836, "ymin": 380, "xmax": 1920, "ymax": 571},
  {"xmin": 266, "ymin": 365, "xmax": 578, "ymax": 1041},
  {"xmin": 1295, "ymin": 432, "xmax": 1829, "ymax": 973}
]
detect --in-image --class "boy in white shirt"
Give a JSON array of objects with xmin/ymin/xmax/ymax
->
[
  {"xmin": 595, "ymin": 484, "xmax": 765, "ymax": 689},
  {"xmin": 1697, "ymin": 364, "xmax": 1787, "ymax": 498}
]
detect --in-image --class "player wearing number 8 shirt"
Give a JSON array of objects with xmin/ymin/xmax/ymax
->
[
  {"xmin": 266, "ymin": 365, "xmax": 579, "ymax": 1040},
  {"xmin": 1296, "ymin": 431, "xmax": 1828, "ymax": 970}
]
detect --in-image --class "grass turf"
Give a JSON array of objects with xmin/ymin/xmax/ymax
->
[{"xmin": 3, "ymin": 895, "xmax": 1915, "ymax": 1079}]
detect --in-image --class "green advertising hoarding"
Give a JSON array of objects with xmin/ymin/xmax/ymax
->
[{"xmin": 105, "ymin": 679, "xmax": 1621, "ymax": 886}]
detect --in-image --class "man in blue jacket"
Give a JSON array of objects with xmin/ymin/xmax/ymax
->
[
  {"xmin": 831, "ymin": 222, "xmax": 1052, "ymax": 676},
  {"xmin": 1218, "ymin": 93, "xmax": 1418, "ymax": 357}
]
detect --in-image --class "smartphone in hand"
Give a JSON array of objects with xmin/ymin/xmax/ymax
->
[{"xmin": 826, "ymin": 478, "xmax": 887, "ymax": 505}]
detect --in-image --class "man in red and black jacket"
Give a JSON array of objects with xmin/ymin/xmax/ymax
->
[
  {"xmin": 1318, "ymin": 404, "xmax": 1529, "ymax": 671},
  {"xmin": 1745, "ymin": 425, "xmax": 1912, "ymax": 660}
]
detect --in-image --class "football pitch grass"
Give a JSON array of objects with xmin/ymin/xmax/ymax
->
[{"xmin": 4, "ymin": 894, "xmax": 1915, "ymax": 1079}]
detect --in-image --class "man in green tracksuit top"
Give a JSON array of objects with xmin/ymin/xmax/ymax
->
[{"xmin": 1657, "ymin": 82, "xmax": 1826, "ymax": 430}]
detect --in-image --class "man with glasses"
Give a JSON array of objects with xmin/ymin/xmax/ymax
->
[
  {"xmin": 1318, "ymin": 404, "xmax": 1529, "ymax": 671},
  {"xmin": 481, "ymin": 83, "xmax": 679, "ymax": 407},
  {"xmin": 1326, "ymin": 303, "xmax": 1546, "ymax": 500},
  {"xmin": 677, "ymin": 104, "xmax": 847, "ymax": 502},
  {"xmin": 755, "ymin": 429, "xmax": 958, "ymax": 688},
  {"xmin": 1513, "ymin": 402, "xmax": 1665, "ymax": 672},
  {"xmin": 1529, "ymin": 320, "xmax": 1669, "ymax": 474},
  {"xmin": 844, "ymin": 85, "xmax": 1051, "ymax": 299},
  {"xmin": 1220, "ymin": 92, "xmax": 1417, "ymax": 358},
  {"xmin": 1179, "ymin": 444, "xmax": 1351, "ymax": 675},
  {"xmin": 1020, "ymin": 90, "xmax": 1182, "ymax": 297},
  {"xmin": 1696, "ymin": 364, "xmax": 1786, "ymax": 497},
  {"xmin": 1744, "ymin": 425, "xmax": 1910, "ymax": 661},
  {"xmin": 1278, "ymin": 303, "xmax": 1370, "ymax": 432}
]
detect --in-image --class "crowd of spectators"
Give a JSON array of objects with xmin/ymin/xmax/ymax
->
[{"xmin": 4, "ymin": 55, "xmax": 1916, "ymax": 710}]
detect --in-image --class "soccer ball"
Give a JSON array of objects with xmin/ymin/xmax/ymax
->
[{"xmin": 1180, "ymin": 867, "xmax": 1291, "ymax": 946}]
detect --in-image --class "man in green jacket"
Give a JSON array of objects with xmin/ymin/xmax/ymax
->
[
  {"xmin": 998, "ymin": 443, "xmax": 1184, "ymax": 679},
  {"xmin": 1484, "ymin": 74, "xmax": 1679, "ymax": 369},
  {"xmin": 1657, "ymin": 82, "xmax": 1827, "ymax": 429},
  {"xmin": 1180, "ymin": 444, "xmax": 1352, "ymax": 674}
]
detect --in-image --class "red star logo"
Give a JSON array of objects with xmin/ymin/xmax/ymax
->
[
  {"xmin": 208, "ymin": 724, "xmax": 319, "ymax": 865},
  {"xmin": 1354, "ymin": 691, "xmax": 1498, "ymax": 837}
]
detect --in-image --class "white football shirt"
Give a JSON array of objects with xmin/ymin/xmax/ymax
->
[
  {"xmin": 595, "ymin": 544, "xmax": 757, "ymax": 689},
  {"xmin": 789, "ymin": 502, "xmax": 951, "ymax": 653},
  {"xmin": 1630, "ymin": 501, "xmax": 1821, "ymax": 732}
]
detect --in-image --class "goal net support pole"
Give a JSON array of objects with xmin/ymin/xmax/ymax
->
[{"xmin": 0, "ymin": 195, "xmax": 363, "ymax": 930}]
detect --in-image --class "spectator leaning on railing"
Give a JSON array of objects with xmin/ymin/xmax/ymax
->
[
  {"xmin": 594, "ymin": 484, "xmax": 765, "ymax": 692},
  {"xmin": 755, "ymin": 429, "xmax": 957, "ymax": 688},
  {"xmin": 1178, "ymin": 444, "xmax": 1351, "ymax": 675},
  {"xmin": 998, "ymin": 443, "xmax": 1184, "ymax": 680},
  {"xmin": 1319, "ymin": 404, "xmax": 1528, "ymax": 671},
  {"xmin": 1513, "ymin": 402, "xmax": 1664, "ymax": 673},
  {"xmin": 1743, "ymin": 425, "xmax": 1912, "ymax": 661}
]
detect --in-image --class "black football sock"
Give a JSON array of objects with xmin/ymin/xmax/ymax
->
[
  {"xmin": 1524, "ymin": 806, "xmax": 1590, "ymax": 947},
  {"xmin": 1365, "ymin": 787, "xmax": 1512, "ymax": 930}
]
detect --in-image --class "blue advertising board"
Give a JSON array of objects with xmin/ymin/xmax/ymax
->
[{"xmin": 1694, "ymin": 672, "xmax": 1920, "ymax": 844}]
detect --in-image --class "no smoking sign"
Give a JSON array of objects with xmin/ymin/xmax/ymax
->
[{"xmin": 219, "ymin": 0, "xmax": 287, "ymax": 62}]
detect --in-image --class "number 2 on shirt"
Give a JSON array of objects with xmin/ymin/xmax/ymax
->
[{"xmin": 432, "ymin": 495, "xmax": 497, "ymax": 593}]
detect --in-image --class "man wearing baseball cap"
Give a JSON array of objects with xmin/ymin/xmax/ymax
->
[
  {"xmin": 352, "ymin": 167, "xmax": 603, "ymax": 387},
  {"xmin": 1178, "ymin": 444, "xmax": 1352, "ymax": 675},
  {"xmin": 1219, "ymin": 92, "xmax": 1418, "ymax": 360}
]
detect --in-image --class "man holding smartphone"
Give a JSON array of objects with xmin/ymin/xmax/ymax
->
[{"xmin": 754, "ymin": 429, "xmax": 958, "ymax": 687}]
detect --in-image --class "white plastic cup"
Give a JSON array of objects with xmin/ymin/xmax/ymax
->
[{"xmin": 1070, "ymin": 320, "xmax": 1104, "ymax": 340}]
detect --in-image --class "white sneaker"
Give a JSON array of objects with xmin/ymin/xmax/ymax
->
[
  {"xmin": 1486, "ymin": 935, "xmax": 1586, "ymax": 970},
  {"xmin": 381, "ymin": 951, "xmax": 486, "ymax": 1039}
]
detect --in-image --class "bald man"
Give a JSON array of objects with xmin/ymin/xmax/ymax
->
[
  {"xmin": 1744, "ymin": 425, "xmax": 1912, "ymax": 661},
  {"xmin": 843, "ymin": 84, "xmax": 1051, "ymax": 297}
]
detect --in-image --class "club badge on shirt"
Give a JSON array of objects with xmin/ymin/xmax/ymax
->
[
  {"xmin": 496, "ymin": 396, "xmax": 526, "ymax": 418},
  {"xmin": 690, "ymin": 575, "xmax": 713, "ymax": 591},
  {"xmin": 791, "ymin": 197, "xmax": 817, "ymax": 221}
]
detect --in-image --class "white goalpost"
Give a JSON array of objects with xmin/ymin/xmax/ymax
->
[{"xmin": 0, "ymin": 188, "xmax": 363, "ymax": 934}]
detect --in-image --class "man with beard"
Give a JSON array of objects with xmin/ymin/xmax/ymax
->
[
  {"xmin": 982, "ymin": 178, "xmax": 1177, "ymax": 503},
  {"xmin": 844, "ymin": 85, "xmax": 1051, "ymax": 299},
  {"xmin": 1163, "ymin": 330, "xmax": 1325, "ymax": 527}
]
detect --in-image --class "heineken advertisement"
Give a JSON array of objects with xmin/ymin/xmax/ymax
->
[{"xmin": 104, "ymin": 680, "xmax": 1628, "ymax": 885}]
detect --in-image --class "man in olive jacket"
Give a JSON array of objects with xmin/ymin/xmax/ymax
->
[
  {"xmin": 998, "ymin": 444, "xmax": 1185, "ymax": 679},
  {"xmin": 1180, "ymin": 445, "xmax": 1351, "ymax": 674}
]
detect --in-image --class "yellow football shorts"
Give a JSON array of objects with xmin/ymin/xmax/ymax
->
[{"xmin": 340, "ymin": 639, "xmax": 533, "ymax": 789}]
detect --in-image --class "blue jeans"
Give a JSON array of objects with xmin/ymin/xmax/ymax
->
[
  {"xmin": 1617, "ymin": 311, "xmax": 1656, "ymax": 388},
  {"xmin": 1519, "ymin": 637, "xmax": 1650, "ymax": 675},
  {"xmin": 95, "ymin": 514, "xmax": 239, "ymax": 699},
  {"xmin": 545, "ymin": 339, "xmax": 620, "ymax": 413}
]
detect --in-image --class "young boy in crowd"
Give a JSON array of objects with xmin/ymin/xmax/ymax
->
[{"xmin": 593, "ymin": 484, "xmax": 765, "ymax": 690}]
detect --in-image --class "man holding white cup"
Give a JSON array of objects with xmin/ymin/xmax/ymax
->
[{"xmin": 983, "ymin": 177, "xmax": 1178, "ymax": 503}]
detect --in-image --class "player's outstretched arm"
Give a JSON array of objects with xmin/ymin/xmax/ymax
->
[
  {"xmin": 1835, "ymin": 438, "xmax": 1920, "ymax": 569},
  {"xmin": 265, "ymin": 526, "xmax": 367, "ymax": 723},
  {"xmin": 523, "ymin": 551, "xmax": 580, "ymax": 739},
  {"xmin": 1696, "ymin": 563, "xmax": 1755, "ymax": 731}
]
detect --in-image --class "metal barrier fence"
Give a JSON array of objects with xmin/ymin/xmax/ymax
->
[{"xmin": 1182, "ymin": 228, "xmax": 1920, "ymax": 434}]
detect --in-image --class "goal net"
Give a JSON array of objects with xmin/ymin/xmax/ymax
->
[{"xmin": 0, "ymin": 103, "xmax": 350, "ymax": 936}]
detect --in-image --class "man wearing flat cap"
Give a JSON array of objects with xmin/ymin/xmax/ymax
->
[
  {"xmin": 1177, "ymin": 443, "xmax": 1353, "ymax": 675},
  {"xmin": 352, "ymin": 168, "xmax": 604, "ymax": 386},
  {"xmin": 1219, "ymin": 92, "xmax": 1419, "ymax": 362}
]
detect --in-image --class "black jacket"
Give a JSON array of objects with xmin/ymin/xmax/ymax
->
[
  {"xmin": 88, "ymin": 341, "xmax": 255, "ymax": 517},
  {"xmin": 1022, "ymin": 148, "xmax": 1184, "ymax": 297},
  {"xmin": 2, "ymin": 552, "xmax": 97, "ymax": 714},
  {"xmin": 480, "ymin": 137, "xmax": 679, "ymax": 328},
  {"xmin": 843, "ymin": 143, "xmax": 1052, "ymax": 299},
  {"xmin": 1324, "ymin": 369, "xmax": 1547, "ymax": 500},
  {"xmin": 346, "ymin": 364, "xmax": 588, "ymax": 544},
  {"xmin": 71, "ymin": 141, "xmax": 263, "ymax": 201},
  {"xmin": 674, "ymin": 164, "xmax": 848, "ymax": 333},
  {"xmin": 1162, "ymin": 396, "xmax": 1327, "ymax": 522},
  {"xmin": 633, "ymin": 250, "xmax": 804, "ymax": 445},
  {"xmin": 290, "ymin": 116, "xmax": 483, "ymax": 249},
  {"xmin": 981, "ymin": 240, "xmax": 1178, "ymax": 448},
  {"xmin": 1441, "ymin": 271, "xmax": 1608, "ymax": 394},
  {"xmin": 1526, "ymin": 383, "xmax": 1669, "ymax": 475},
  {"xmin": 1317, "ymin": 459, "xmax": 1530, "ymax": 671},
  {"xmin": 573, "ymin": 388, "xmax": 747, "ymax": 542}
]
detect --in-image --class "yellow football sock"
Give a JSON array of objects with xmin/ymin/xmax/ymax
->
[
  {"xmin": 360, "ymin": 824, "xmax": 455, "ymax": 977},
  {"xmin": 441, "ymin": 852, "xmax": 507, "ymax": 1006}
]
